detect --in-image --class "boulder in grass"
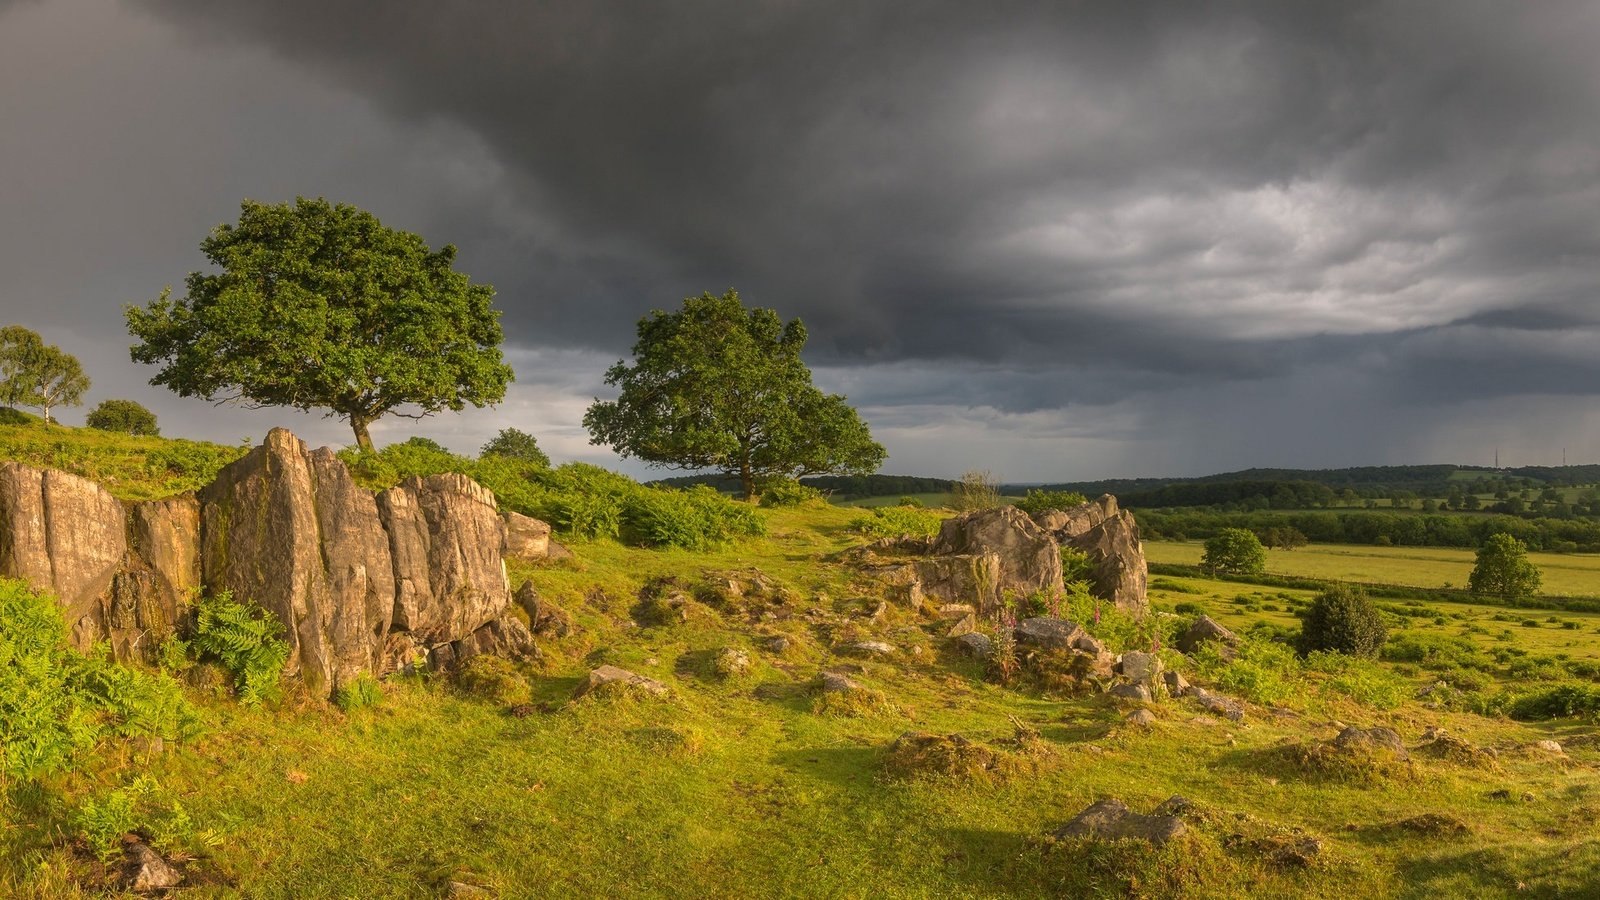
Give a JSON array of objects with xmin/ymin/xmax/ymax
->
[
  {"xmin": 574, "ymin": 664, "xmax": 669, "ymax": 699},
  {"xmin": 1052, "ymin": 797, "xmax": 1187, "ymax": 846},
  {"xmin": 1177, "ymin": 615, "xmax": 1239, "ymax": 657}
]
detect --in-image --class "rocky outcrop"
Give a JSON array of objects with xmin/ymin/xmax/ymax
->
[
  {"xmin": 199, "ymin": 431, "xmax": 400, "ymax": 694},
  {"xmin": 0, "ymin": 462, "xmax": 199, "ymax": 661},
  {"xmin": 377, "ymin": 473, "xmax": 508, "ymax": 646},
  {"xmin": 503, "ymin": 510, "xmax": 552, "ymax": 560},
  {"xmin": 849, "ymin": 498, "xmax": 1148, "ymax": 619},
  {"xmin": 1036, "ymin": 493, "xmax": 1117, "ymax": 540},
  {"xmin": 0, "ymin": 428, "xmax": 528, "ymax": 694},
  {"xmin": 1030, "ymin": 495, "xmax": 1148, "ymax": 615},
  {"xmin": 928, "ymin": 507, "xmax": 1062, "ymax": 614}
]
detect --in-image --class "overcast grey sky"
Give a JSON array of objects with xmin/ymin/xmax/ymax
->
[{"xmin": 2, "ymin": 0, "xmax": 1598, "ymax": 480}]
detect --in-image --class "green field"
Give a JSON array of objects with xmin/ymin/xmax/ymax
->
[
  {"xmin": 1147, "ymin": 540, "xmax": 1600, "ymax": 599},
  {"xmin": 5, "ymin": 425, "xmax": 1600, "ymax": 897}
]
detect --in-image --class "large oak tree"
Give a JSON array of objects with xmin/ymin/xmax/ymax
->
[
  {"xmin": 585, "ymin": 290, "xmax": 886, "ymax": 500},
  {"xmin": 126, "ymin": 198, "xmax": 512, "ymax": 451}
]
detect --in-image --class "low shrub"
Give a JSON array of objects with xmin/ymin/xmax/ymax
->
[
  {"xmin": 1015, "ymin": 489, "xmax": 1089, "ymax": 518},
  {"xmin": 759, "ymin": 478, "xmax": 826, "ymax": 507},
  {"xmin": 74, "ymin": 776, "xmax": 218, "ymax": 862},
  {"xmin": 853, "ymin": 506, "xmax": 942, "ymax": 540},
  {"xmin": 190, "ymin": 591, "xmax": 291, "ymax": 705},
  {"xmin": 334, "ymin": 674, "xmax": 384, "ymax": 712},
  {"xmin": 0, "ymin": 578, "xmax": 201, "ymax": 783},
  {"xmin": 1191, "ymin": 638, "xmax": 1304, "ymax": 706},
  {"xmin": 1507, "ymin": 683, "xmax": 1600, "ymax": 721}
]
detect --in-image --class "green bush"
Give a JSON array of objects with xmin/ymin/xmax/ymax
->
[
  {"xmin": 1508, "ymin": 683, "xmax": 1600, "ymax": 720},
  {"xmin": 1297, "ymin": 585, "xmax": 1387, "ymax": 658},
  {"xmin": 853, "ymin": 506, "xmax": 943, "ymax": 540},
  {"xmin": 759, "ymin": 478, "xmax": 825, "ymax": 507},
  {"xmin": 1191, "ymin": 638, "xmax": 1304, "ymax": 706},
  {"xmin": 1302, "ymin": 651, "xmax": 1406, "ymax": 709},
  {"xmin": 73, "ymin": 775, "xmax": 218, "ymax": 862},
  {"xmin": 85, "ymin": 398, "xmax": 159, "ymax": 436},
  {"xmin": 190, "ymin": 591, "xmax": 291, "ymax": 705},
  {"xmin": 0, "ymin": 578, "xmax": 200, "ymax": 783},
  {"xmin": 1015, "ymin": 489, "xmax": 1089, "ymax": 518}
]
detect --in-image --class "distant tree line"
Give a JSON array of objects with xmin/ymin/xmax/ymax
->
[{"xmin": 1142, "ymin": 509, "xmax": 1600, "ymax": 553}]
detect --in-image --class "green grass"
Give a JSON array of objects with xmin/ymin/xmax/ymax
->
[
  {"xmin": 0, "ymin": 421, "xmax": 245, "ymax": 501},
  {"xmin": 6, "ymin": 428, "xmax": 1600, "ymax": 896},
  {"xmin": 1147, "ymin": 540, "xmax": 1600, "ymax": 599}
]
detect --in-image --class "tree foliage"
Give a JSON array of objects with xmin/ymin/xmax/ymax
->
[
  {"xmin": 1201, "ymin": 527, "xmax": 1267, "ymax": 575},
  {"xmin": 85, "ymin": 398, "xmax": 160, "ymax": 436},
  {"xmin": 1468, "ymin": 533, "xmax": 1542, "ymax": 601},
  {"xmin": 0, "ymin": 325, "xmax": 89, "ymax": 423},
  {"xmin": 480, "ymin": 427, "xmax": 550, "ymax": 467},
  {"xmin": 125, "ymin": 198, "xmax": 513, "ymax": 451},
  {"xmin": 1297, "ymin": 585, "xmax": 1387, "ymax": 657},
  {"xmin": 583, "ymin": 290, "xmax": 885, "ymax": 499}
]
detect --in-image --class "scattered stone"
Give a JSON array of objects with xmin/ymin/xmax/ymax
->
[
  {"xmin": 1163, "ymin": 670, "xmax": 1190, "ymax": 695},
  {"xmin": 121, "ymin": 840, "xmax": 182, "ymax": 893},
  {"xmin": 1013, "ymin": 616, "xmax": 1089, "ymax": 650},
  {"xmin": 1125, "ymin": 708, "xmax": 1158, "ymax": 728},
  {"xmin": 946, "ymin": 613, "xmax": 978, "ymax": 638},
  {"xmin": 1109, "ymin": 683, "xmax": 1152, "ymax": 703},
  {"xmin": 714, "ymin": 647, "xmax": 752, "ymax": 678},
  {"xmin": 938, "ymin": 603, "xmax": 976, "ymax": 620},
  {"xmin": 1177, "ymin": 615, "xmax": 1239, "ymax": 656},
  {"xmin": 816, "ymin": 671, "xmax": 862, "ymax": 694},
  {"xmin": 1333, "ymin": 726, "xmax": 1409, "ymax": 761},
  {"xmin": 507, "ymin": 704, "xmax": 538, "ymax": 719},
  {"xmin": 842, "ymin": 640, "xmax": 896, "ymax": 658},
  {"xmin": 1187, "ymin": 687, "xmax": 1245, "ymax": 721},
  {"xmin": 953, "ymin": 632, "xmax": 992, "ymax": 658},
  {"xmin": 1152, "ymin": 796, "xmax": 1195, "ymax": 817},
  {"xmin": 573, "ymin": 665, "xmax": 669, "ymax": 699},
  {"xmin": 1258, "ymin": 836, "xmax": 1323, "ymax": 868},
  {"xmin": 1052, "ymin": 797, "xmax": 1187, "ymax": 846},
  {"xmin": 1118, "ymin": 650, "xmax": 1163, "ymax": 686},
  {"xmin": 446, "ymin": 882, "xmax": 494, "ymax": 898},
  {"xmin": 1531, "ymin": 739, "xmax": 1565, "ymax": 755},
  {"xmin": 502, "ymin": 510, "xmax": 552, "ymax": 560},
  {"xmin": 764, "ymin": 635, "xmax": 792, "ymax": 654}
]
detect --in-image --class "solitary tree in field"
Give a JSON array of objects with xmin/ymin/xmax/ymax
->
[
  {"xmin": 1468, "ymin": 533, "xmax": 1542, "ymax": 602},
  {"xmin": 480, "ymin": 427, "xmax": 550, "ymax": 467},
  {"xmin": 584, "ymin": 290, "xmax": 886, "ymax": 500},
  {"xmin": 1201, "ymin": 528, "xmax": 1267, "ymax": 575},
  {"xmin": 0, "ymin": 325, "xmax": 89, "ymax": 424},
  {"xmin": 126, "ymin": 198, "xmax": 513, "ymax": 451},
  {"xmin": 85, "ymin": 398, "xmax": 160, "ymax": 436}
]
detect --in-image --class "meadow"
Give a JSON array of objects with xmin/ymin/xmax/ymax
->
[
  {"xmin": 1146, "ymin": 540, "xmax": 1600, "ymax": 599},
  {"xmin": 2, "ymin": 426, "xmax": 1600, "ymax": 898}
]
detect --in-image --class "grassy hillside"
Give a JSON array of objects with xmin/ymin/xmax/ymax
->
[
  {"xmin": 0, "ymin": 422, "xmax": 244, "ymax": 501},
  {"xmin": 2, "ymin": 426, "xmax": 1600, "ymax": 897}
]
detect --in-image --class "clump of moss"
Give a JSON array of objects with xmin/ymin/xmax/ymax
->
[
  {"xmin": 455, "ymin": 656, "xmax": 530, "ymax": 706},
  {"xmin": 809, "ymin": 674, "xmax": 897, "ymax": 718},
  {"xmin": 882, "ymin": 731, "xmax": 1001, "ymax": 780}
]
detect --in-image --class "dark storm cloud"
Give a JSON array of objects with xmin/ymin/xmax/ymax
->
[
  {"xmin": 4, "ymin": 0, "xmax": 1599, "ymax": 476},
  {"xmin": 124, "ymin": 1, "xmax": 1600, "ymax": 398}
]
